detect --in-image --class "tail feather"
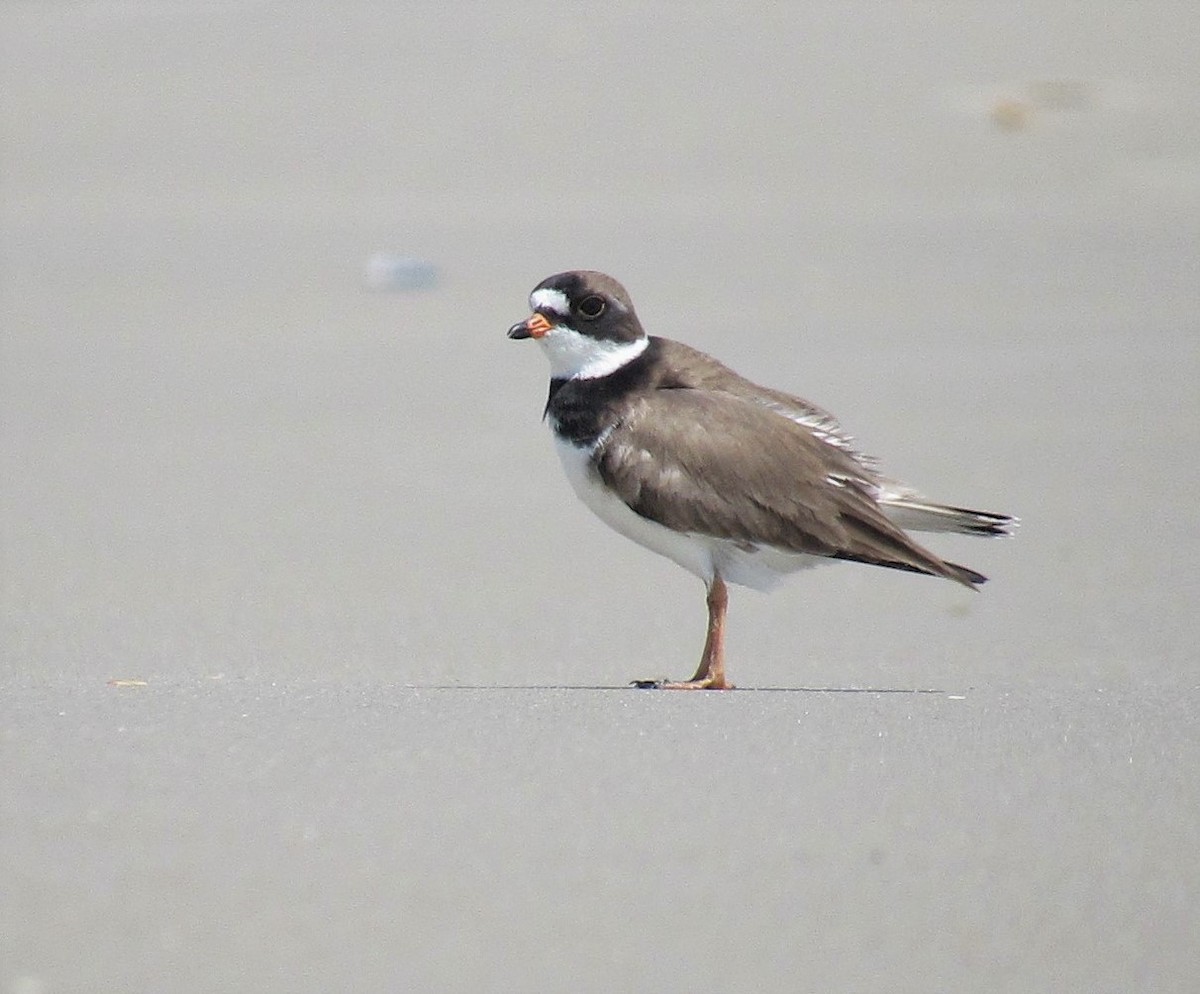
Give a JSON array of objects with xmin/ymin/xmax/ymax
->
[{"xmin": 880, "ymin": 497, "xmax": 1018, "ymax": 537}]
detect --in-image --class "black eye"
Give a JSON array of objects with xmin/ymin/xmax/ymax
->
[{"xmin": 577, "ymin": 295, "xmax": 606, "ymax": 320}]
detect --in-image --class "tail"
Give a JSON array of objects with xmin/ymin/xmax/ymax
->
[
  {"xmin": 834, "ymin": 500, "xmax": 1003, "ymax": 590},
  {"xmin": 879, "ymin": 495, "xmax": 1018, "ymax": 538},
  {"xmin": 870, "ymin": 489, "xmax": 1015, "ymax": 587}
]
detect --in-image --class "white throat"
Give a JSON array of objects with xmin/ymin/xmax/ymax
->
[{"xmin": 538, "ymin": 326, "xmax": 649, "ymax": 380}]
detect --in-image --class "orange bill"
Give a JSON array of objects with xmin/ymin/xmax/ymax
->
[{"xmin": 524, "ymin": 312, "xmax": 553, "ymax": 338}]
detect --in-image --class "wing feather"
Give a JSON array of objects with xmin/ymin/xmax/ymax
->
[{"xmin": 594, "ymin": 389, "xmax": 982, "ymax": 587}]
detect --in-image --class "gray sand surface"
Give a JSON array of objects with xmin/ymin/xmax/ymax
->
[
  {"xmin": 3, "ymin": 3, "xmax": 1198, "ymax": 991},
  {"xmin": 5, "ymin": 682, "xmax": 1197, "ymax": 992}
]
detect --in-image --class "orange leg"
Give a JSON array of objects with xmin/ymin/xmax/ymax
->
[{"xmin": 660, "ymin": 576, "xmax": 734, "ymax": 690}]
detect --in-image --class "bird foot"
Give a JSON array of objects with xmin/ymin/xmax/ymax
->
[{"xmin": 630, "ymin": 677, "xmax": 735, "ymax": 691}]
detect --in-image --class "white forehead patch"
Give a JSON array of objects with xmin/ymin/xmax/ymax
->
[
  {"xmin": 538, "ymin": 326, "xmax": 649, "ymax": 381},
  {"xmin": 529, "ymin": 287, "xmax": 571, "ymax": 318}
]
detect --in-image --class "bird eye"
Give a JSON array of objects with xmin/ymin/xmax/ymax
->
[{"xmin": 577, "ymin": 295, "xmax": 606, "ymax": 319}]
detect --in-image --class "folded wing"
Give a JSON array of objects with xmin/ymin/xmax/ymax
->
[{"xmin": 594, "ymin": 389, "xmax": 986, "ymax": 588}]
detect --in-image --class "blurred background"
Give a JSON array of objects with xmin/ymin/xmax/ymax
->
[
  {"xmin": 5, "ymin": 3, "xmax": 1197, "ymax": 691},
  {"xmin": 3, "ymin": 4, "xmax": 1200, "ymax": 992}
]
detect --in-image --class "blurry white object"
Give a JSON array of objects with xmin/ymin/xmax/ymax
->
[{"xmin": 363, "ymin": 254, "xmax": 439, "ymax": 291}]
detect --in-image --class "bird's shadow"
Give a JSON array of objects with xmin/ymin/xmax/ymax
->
[{"xmin": 406, "ymin": 684, "xmax": 957, "ymax": 694}]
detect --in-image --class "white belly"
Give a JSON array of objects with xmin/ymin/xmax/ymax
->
[{"xmin": 553, "ymin": 436, "xmax": 825, "ymax": 592}]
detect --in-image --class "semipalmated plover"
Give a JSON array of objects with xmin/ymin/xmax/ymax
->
[{"xmin": 508, "ymin": 271, "xmax": 1014, "ymax": 689}]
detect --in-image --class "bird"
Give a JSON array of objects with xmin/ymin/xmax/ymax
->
[{"xmin": 507, "ymin": 270, "xmax": 1015, "ymax": 690}]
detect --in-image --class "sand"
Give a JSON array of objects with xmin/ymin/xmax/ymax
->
[{"xmin": 2, "ymin": 3, "xmax": 1198, "ymax": 990}]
